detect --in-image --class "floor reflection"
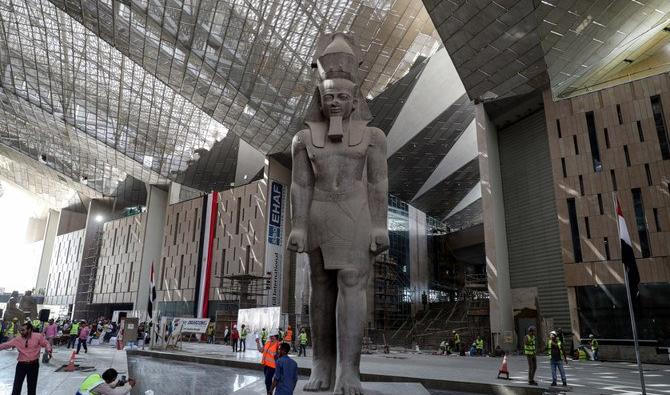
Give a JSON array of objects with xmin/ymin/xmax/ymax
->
[{"xmin": 128, "ymin": 355, "xmax": 266, "ymax": 395}]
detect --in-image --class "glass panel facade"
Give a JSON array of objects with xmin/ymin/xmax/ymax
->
[
  {"xmin": 650, "ymin": 95, "xmax": 670, "ymax": 160},
  {"xmin": 576, "ymin": 284, "xmax": 670, "ymax": 343},
  {"xmin": 567, "ymin": 198, "xmax": 582, "ymax": 262},
  {"xmin": 632, "ymin": 188, "xmax": 651, "ymax": 258},
  {"xmin": 585, "ymin": 111, "xmax": 602, "ymax": 171},
  {"xmin": 388, "ymin": 195, "xmax": 410, "ymax": 285}
]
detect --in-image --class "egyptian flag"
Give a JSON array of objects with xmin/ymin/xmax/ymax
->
[
  {"xmin": 616, "ymin": 198, "xmax": 640, "ymax": 299},
  {"xmin": 148, "ymin": 262, "xmax": 156, "ymax": 320},
  {"xmin": 196, "ymin": 192, "xmax": 218, "ymax": 318}
]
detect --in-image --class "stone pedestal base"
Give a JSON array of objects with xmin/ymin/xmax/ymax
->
[{"xmin": 293, "ymin": 380, "xmax": 431, "ymax": 395}]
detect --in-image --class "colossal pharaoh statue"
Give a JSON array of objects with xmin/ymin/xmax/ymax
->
[
  {"xmin": 19, "ymin": 290, "xmax": 38, "ymax": 320},
  {"xmin": 2, "ymin": 297, "xmax": 25, "ymax": 322},
  {"xmin": 287, "ymin": 32, "xmax": 389, "ymax": 394}
]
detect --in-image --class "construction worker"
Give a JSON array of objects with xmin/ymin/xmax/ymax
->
[
  {"xmin": 68, "ymin": 320, "xmax": 80, "ymax": 349},
  {"xmin": 451, "ymin": 330, "xmax": 461, "ymax": 355},
  {"xmin": 240, "ymin": 324, "xmax": 249, "ymax": 352},
  {"xmin": 284, "ymin": 325, "xmax": 293, "ymax": 352},
  {"xmin": 206, "ymin": 322, "xmax": 215, "ymax": 344},
  {"xmin": 524, "ymin": 326, "xmax": 538, "ymax": 385},
  {"xmin": 256, "ymin": 331, "xmax": 280, "ymax": 395},
  {"xmin": 298, "ymin": 328, "xmax": 308, "ymax": 357},
  {"xmin": 475, "ymin": 335, "xmax": 484, "ymax": 356},
  {"xmin": 277, "ymin": 327, "xmax": 284, "ymax": 341},
  {"xmin": 439, "ymin": 338, "xmax": 447, "ymax": 355},
  {"xmin": 31, "ymin": 319, "xmax": 41, "ymax": 333},
  {"xmin": 548, "ymin": 331, "xmax": 568, "ymax": 387},
  {"xmin": 589, "ymin": 334, "xmax": 599, "ymax": 361},
  {"xmin": 7, "ymin": 318, "xmax": 18, "ymax": 339},
  {"xmin": 76, "ymin": 368, "xmax": 135, "ymax": 394},
  {"xmin": 260, "ymin": 328, "xmax": 268, "ymax": 347}
]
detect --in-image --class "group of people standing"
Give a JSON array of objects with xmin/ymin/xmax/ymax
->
[{"xmin": 524, "ymin": 326, "xmax": 599, "ymax": 387}]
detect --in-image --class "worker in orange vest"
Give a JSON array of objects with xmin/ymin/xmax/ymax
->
[
  {"xmin": 256, "ymin": 331, "xmax": 280, "ymax": 395},
  {"xmin": 284, "ymin": 325, "xmax": 294, "ymax": 352}
]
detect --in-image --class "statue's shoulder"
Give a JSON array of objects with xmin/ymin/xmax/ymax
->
[
  {"xmin": 366, "ymin": 126, "xmax": 386, "ymax": 146},
  {"xmin": 292, "ymin": 129, "xmax": 310, "ymax": 149}
]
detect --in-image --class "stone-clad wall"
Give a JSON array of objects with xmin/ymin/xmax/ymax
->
[
  {"xmin": 45, "ymin": 229, "xmax": 85, "ymax": 305},
  {"xmin": 543, "ymin": 73, "xmax": 670, "ymax": 287},
  {"xmin": 157, "ymin": 197, "xmax": 204, "ymax": 303},
  {"xmin": 209, "ymin": 180, "xmax": 268, "ymax": 301},
  {"xmin": 93, "ymin": 213, "xmax": 146, "ymax": 304}
]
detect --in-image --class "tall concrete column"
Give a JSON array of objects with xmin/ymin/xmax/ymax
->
[
  {"xmin": 35, "ymin": 209, "xmax": 60, "ymax": 294},
  {"xmin": 475, "ymin": 104, "xmax": 514, "ymax": 351},
  {"xmin": 409, "ymin": 205, "xmax": 428, "ymax": 312},
  {"xmin": 168, "ymin": 182, "xmax": 182, "ymax": 205},
  {"xmin": 73, "ymin": 199, "xmax": 114, "ymax": 320},
  {"xmin": 135, "ymin": 185, "xmax": 168, "ymax": 318}
]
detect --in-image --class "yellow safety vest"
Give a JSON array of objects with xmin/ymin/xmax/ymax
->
[
  {"xmin": 299, "ymin": 332, "xmax": 308, "ymax": 345},
  {"xmin": 70, "ymin": 323, "xmax": 80, "ymax": 335},
  {"xmin": 261, "ymin": 331, "xmax": 268, "ymax": 341},
  {"xmin": 476, "ymin": 339, "xmax": 484, "ymax": 349},
  {"xmin": 524, "ymin": 335, "xmax": 536, "ymax": 355},
  {"xmin": 78, "ymin": 373, "xmax": 106, "ymax": 395}
]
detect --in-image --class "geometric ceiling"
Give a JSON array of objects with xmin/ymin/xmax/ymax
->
[
  {"xmin": 423, "ymin": 0, "xmax": 670, "ymax": 102},
  {"xmin": 0, "ymin": 0, "xmax": 443, "ymax": 209},
  {"xmin": 369, "ymin": 48, "xmax": 481, "ymax": 230}
]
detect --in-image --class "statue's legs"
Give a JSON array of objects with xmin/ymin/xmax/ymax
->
[
  {"xmin": 304, "ymin": 250, "xmax": 337, "ymax": 391},
  {"xmin": 333, "ymin": 264, "xmax": 370, "ymax": 395}
]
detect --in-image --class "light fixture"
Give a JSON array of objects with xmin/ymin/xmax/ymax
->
[{"xmin": 95, "ymin": 215, "xmax": 104, "ymax": 222}]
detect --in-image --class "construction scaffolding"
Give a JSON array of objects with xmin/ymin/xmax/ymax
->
[
  {"xmin": 213, "ymin": 273, "xmax": 272, "ymax": 338},
  {"xmin": 73, "ymin": 230, "xmax": 103, "ymax": 321}
]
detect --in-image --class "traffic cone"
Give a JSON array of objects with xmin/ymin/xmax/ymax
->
[
  {"xmin": 497, "ymin": 354, "xmax": 510, "ymax": 380},
  {"xmin": 65, "ymin": 351, "xmax": 76, "ymax": 372}
]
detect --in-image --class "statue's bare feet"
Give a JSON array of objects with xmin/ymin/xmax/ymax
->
[
  {"xmin": 333, "ymin": 372, "xmax": 363, "ymax": 395},
  {"xmin": 303, "ymin": 361, "xmax": 332, "ymax": 391}
]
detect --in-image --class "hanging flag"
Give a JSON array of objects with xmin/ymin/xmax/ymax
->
[
  {"xmin": 616, "ymin": 198, "xmax": 640, "ymax": 299},
  {"xmin": 148, "ymin": 261, "xmax": 156, "ymax": 320},
  {"xmin": 196, "ymin": 192, "xmax": 218, "ymax": 318}
]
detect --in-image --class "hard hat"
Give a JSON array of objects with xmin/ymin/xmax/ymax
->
[
  {"xmin": 589, "ymin": 334, "xmax": 594, "ymax": 338},
  {"xmin": 12, "ymin": 317, "xmax": 18, "ymax": 321},
  {"xmin": 452, "ymin": 330, "xmax": 456, "ymax": 333},
  {"xmin": 269, "ymin": 331, "xmax": 279, "ymax": 337},
  {"xmin": 550, "ymin": 331, "xmax": 557, "ymax": 336},
  {"xmin": 528, "ymin": 325, "xmax": 536, "ymax": 331}
]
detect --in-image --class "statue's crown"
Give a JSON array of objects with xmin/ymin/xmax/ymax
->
[{"xmin": 312, "ymin": 32, "xmax": 361, "ymax": 82}]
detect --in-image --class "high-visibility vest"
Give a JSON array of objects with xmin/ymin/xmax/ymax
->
[
  {"xmin": 547, "ymin": 339, "xmax": 565, "ymax": 360},
  {"xmin": 476, "ymin": 339, "xmax": 484, "ymax": 349},
  {"xmin": 77, "ymin": 373, "xmax": 106, "ymax": 395},
  {"xmin": 453, "ymin": 333, "xmax": 460, "ymax": 344},
  {"xmin": 299, "ymin": 332, "xmax": 308, "ymax": 345},
  {"xmin": 32, "ymin": 320, "xmax": 41, "ymax": 331},
  {"xmin": 240, "ymin": 328, "xmax": 248, "ymax": 339},
  {"xmin": 261, "ymin": 341, "xmax": 279, "ymax": 368},
  {"xmin": 285, "ymin": 329, "xmax": 293, "ymax": 342},
  {"xmin": 261, "ymin": 330, "xmax": 268, "ymax": 341},
  {"xmin": 70, "ymin": 323, "xmax": 80, "ymax": 335},
  {"xmin": 524, "ymin": 335, "xmax": 536, "ymax": 355},
  {"xmin": 7, "ymin": 322, "xmax": 14, "ymax": 336},
  {"xmin": 591, "ymin": 339, "xmax": 598, "ymax": 350}
]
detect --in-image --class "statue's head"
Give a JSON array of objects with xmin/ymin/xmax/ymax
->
[
  {"xmin": 305, "ymin": 32, "xmax": 372, "ymax": 124},
  {"xmin": 7, "ymin": 297, "xmax": 16, "ymax": 307},
  {"xmin": 318, "ymin": 78, "xmax": 357, "ymax": 119},
  {"xmin": 24, "ymin": 290, "xmax": 32, "ymax": 297}
]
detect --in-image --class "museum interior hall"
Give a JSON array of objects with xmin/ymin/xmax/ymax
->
[{"xmin": 0, "ymin": 0, "xmax": 670, "ymax": 394}]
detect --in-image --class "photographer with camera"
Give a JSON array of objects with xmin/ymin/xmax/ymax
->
[{"xmin": 76, "ymin": 368, "xmax": 136, "ymax": 395}]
